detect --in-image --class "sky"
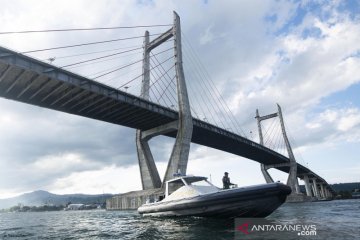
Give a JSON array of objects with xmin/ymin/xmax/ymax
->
[{"xmin": 0, "ymin": 0, "xmax": 359, "ymax": 198}]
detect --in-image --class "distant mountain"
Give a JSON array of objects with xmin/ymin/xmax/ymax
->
[
  {"xmin": 0, "ymin": 190, "xmax": 113, "ymax": 209},
  {"xmin": 330, "ymin": 182, "xmax": 360, "ymax": 192}
]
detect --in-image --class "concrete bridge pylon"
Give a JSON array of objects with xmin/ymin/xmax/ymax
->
[
  {"xmin": 255, "ymin": 104, "xmax": 302, "ymax": 197},
  {"xmin": 136, "ymin": 12, "xmax": 193, "ymax": 190}
]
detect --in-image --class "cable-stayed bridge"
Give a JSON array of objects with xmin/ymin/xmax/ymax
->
[{"xmin": 0, "ymin": 12, "xmax": 334, "ymax": 200}]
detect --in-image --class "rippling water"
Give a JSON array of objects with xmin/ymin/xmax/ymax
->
[{"xmin": 0, "ymin": 199, "xmax": 359, "ymax": 239}]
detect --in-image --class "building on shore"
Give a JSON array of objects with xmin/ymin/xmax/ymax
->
[
  {"xmin": 106, "ymin": 189, "xmax": 164, "ymax": 210},
  {"xmin": 65, "ymin": 204, "xmax": 85, "ymax": 210},
  {"xmin": 352, "ymin": 189, "xmax": 360, "ymax": 199}
]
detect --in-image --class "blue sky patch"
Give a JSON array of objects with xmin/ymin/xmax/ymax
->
[
  {"xmin": 319, "ymin": 82, "xmax": 360, "ymax": 109},
  {"xmin": 301, "ymin": 26, "xmax": 322, "ymax": 39},
  {"xmin": 338, "ymin": 0, "xmax": 360, "ymax": 20},
  {"xmin": 273, "ymin": 4, "xmax": 306, "ymax": 36}
]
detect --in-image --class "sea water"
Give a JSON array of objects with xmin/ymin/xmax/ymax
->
[{"xmin": 0, "ymin": 199, "xmax": 359, "ymax": 239}]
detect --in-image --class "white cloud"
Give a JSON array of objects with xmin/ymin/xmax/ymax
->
[
  {"xmin": 221, "ymin": 6, "xmax": 360, "ymax": 122},
  {"xmin": 32, "ymin": 153, "xmax": 93, "ymax": 172},
  {"xmin": 337, "ymin": 109, "xmax": 360, "ymax": 132},
  {"xmin": 50, "ymin": 165, "xmax": 142, "ymax": 195},
  {"xmin": 199, "ymin": 26, "xmax": 214, "ymax": 45}
]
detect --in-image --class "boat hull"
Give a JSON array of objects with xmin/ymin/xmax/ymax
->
[{"xmin": 138, "ymin": 183, "xmax": 291, "ymax": 218}]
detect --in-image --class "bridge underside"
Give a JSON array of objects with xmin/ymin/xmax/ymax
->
[
  {"xmin": 0, "ymin": 61, "xmax": 177, "ymax": 131},
  {"xmin": 0, "ymin": 46, "xmax": 335, "ymax": 195}
]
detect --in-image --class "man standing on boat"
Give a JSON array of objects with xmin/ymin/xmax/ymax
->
[{"xmin": 222, "ymin": 172, "xmax": 235, "ymax": 189}]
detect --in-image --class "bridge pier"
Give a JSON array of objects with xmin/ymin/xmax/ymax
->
[
  {"xmin": 311, "ymin": 178, "xmax": 320, "ymax": 198},
  {"xmin": 327, "ymin": 187, "xmax": 333, "ymax": 198},
  {"xmin": 327, "ymin": 187, "xmax": 331, "ymax": 198},
  {"xmin": 303, "ymin": 175, "xmax": 313, "ymax": 197},
  {"xmin": 320, "ymin": 183, "xmax": 326, "ymax": 199},
  {"xmin": 323, "ymin": 186, "xmax": 329, "ymax": 198},
  {"xmin": 320, "ymin": 185, "xmax": 326, "ymax": 198},
  {"xmin": 260, "ymin": 163, "xmax": 274, "ymax": 183}
]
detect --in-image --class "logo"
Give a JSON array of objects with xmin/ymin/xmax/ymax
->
[
  {"xmin": 235, "ymin": 218, "xmax": 317, "ymax": 239},
  {"xmin": 237, "ymin": 222, "xmax": 250, "ymax": 234}
]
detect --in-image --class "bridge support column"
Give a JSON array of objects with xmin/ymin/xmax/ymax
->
[
  {"xmin": 162, "ymin": 12, "xmax": 193, "ymax": 185},
  {"xmin": 324, "ymin": 186, "xmax": 329, "ymax": 198},
  {"xmin": 327, "ymin": 188, "xmax": 333, "ymax": 198},
  {"xmin": 136, "ymin": 12, "xmax": 193, "ymax": 190},
  {"xmin": 303, "ymin": 175, "xmax": 313, "ymax": 197},
  {"xmin": 260, "ymin": 164, "xmax": 274, "ymax": 183},
  {"xmin": 327, "ymin": 188, "xmax": 331, "ymax": 198},
  {"xmin": 311, "ymin": 179, "xmax": 320, "ymax": 198},
  {"xmin": 311, "ymin": 184, "xmax": 315, "ymax": 196},
  {"xmin": 136, "ymin": 31, "xmax": 161, "ymax": 190},
  {"xmin": 320, "ymin": 183, "xmax": 326, "ymax": 199}
]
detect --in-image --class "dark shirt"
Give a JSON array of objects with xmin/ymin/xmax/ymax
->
[{"xmin": 222, "ymin": 176, "xmax": 231, "ymax": 189}]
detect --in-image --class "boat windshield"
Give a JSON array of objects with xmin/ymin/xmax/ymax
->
[
  {"xmin": 165, "ymin": 176, "xmax": 219, "ymax": 197},
  {"xmin": 167, "ymin": 180, "xmax": 185, "ymax": 196},
  {"xmin": 187, "ymin": 179, "xmax": 212, "ymax": 187}
]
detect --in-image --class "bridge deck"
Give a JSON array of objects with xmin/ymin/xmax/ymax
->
[{"xmin": 0, "ymin": 46, "xmax": 333, "ymax": 193}]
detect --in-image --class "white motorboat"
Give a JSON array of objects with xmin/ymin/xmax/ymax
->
[{"xmin": 138, "ymin": 175, "xmax": 291, "ymax": 218}]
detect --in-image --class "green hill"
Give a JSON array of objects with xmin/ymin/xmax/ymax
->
[{"xmin": 0, "ymin": 190, "xmax": 113, "ymax": 209}]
